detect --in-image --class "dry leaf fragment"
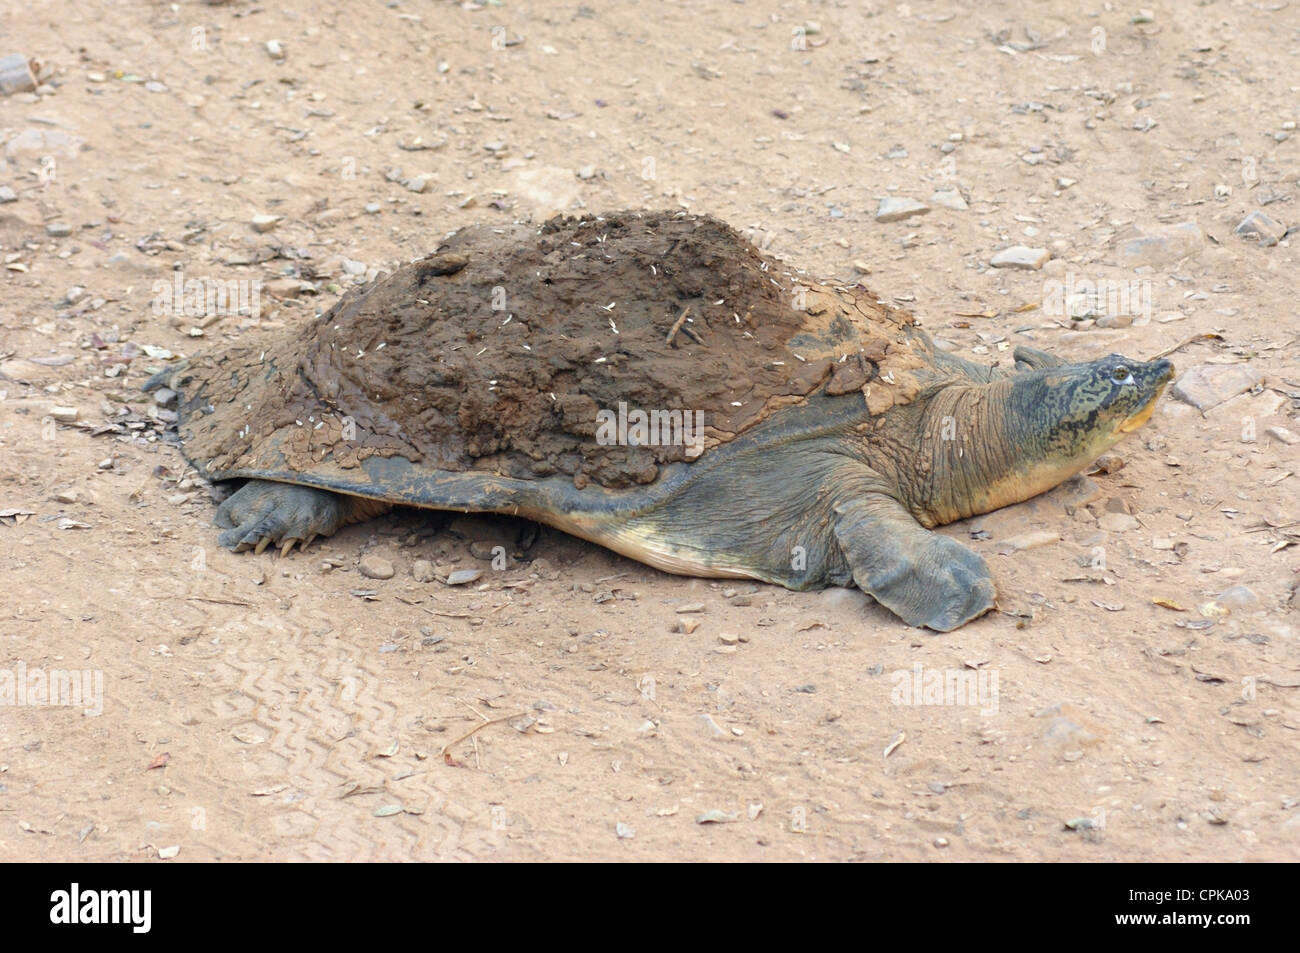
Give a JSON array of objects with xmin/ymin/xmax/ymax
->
[{"xmin": 883, "ymin": 730, "xmax": 905, "ymax": 758}]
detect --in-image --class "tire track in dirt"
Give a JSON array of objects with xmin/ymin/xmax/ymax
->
[{"xmin": 198, "ymin": 605, "xmax": 504, "ymax": 860}]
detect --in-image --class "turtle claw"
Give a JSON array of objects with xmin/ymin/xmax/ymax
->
[{"xmin": 214, "ymin": 480, "xmax": 353, "ymax": 554}]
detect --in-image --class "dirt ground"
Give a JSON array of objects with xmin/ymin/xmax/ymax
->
[{"xmin": 1, "ymin": 0, "xmax": 1297, "ymax": 862}]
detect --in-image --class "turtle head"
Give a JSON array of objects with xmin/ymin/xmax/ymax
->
[
  {"xmin": 1002, "ymin": 352, "xmax": 1173, "ymax": 494},
  {"xmin": 1022, "ymin": 352, "xmax": 1174, "ymax": 447},
  {"xmin": 915, "ymin": 352, "xmax": 1173, "ymax": 524}
]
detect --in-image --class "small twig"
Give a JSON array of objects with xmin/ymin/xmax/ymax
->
[
  {"xmin": 440, "ymin": 710, "xmax": 530, "ymax": 759},
  {"xmin": 1148, "ymin": 332, "xmax": 1222, "ymax": 361},
  {"xmin": 664, "ymin": 306, "xmax": 691, "ymax": 346},
  {"xmin": 393, "ymin": 594, "xmax": 439, "ymax": 617},
  {"xmin": 454, "ymin": 697, "xmax": 488, "ymax": 721}
]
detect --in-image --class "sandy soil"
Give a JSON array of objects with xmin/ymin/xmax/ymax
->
[{"xmin": 1, "ymin": 0, "xmax": 1297, "ymax": 862}]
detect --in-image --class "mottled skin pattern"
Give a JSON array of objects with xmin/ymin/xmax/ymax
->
[{"xmin": 198, "ymin": 346, "xmax": 1173, "ymax": 632}]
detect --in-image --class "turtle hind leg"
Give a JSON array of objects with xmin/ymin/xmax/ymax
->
[
  {"xmin": 514, "ymin": 519, "xmax": 540, "ymax": 552},
  {"xmin": 214, "ymin": 479, "xmax": 391, "ymax": 555},
  {"xmin": 833, "ymin": 495, "xmax": 995, "ymax": 632}
]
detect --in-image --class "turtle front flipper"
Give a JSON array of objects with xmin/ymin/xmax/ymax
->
[
  {"xmin": 214, "ymin": 480, "xmax": 391, "ymax": 555},
  {"xmin": 832, "ymin": 495, "xmax": 995, "ymax": 632},
  {"xmin": 1012, "ymin": 345, "xmax": 1062, "ymax": 371}
]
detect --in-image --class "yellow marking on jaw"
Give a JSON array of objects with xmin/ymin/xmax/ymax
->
[
  {"xmin": 1118, "ymin": 394, "xmax": 1160, "ymax": 433},
  {"xmin": 1119, "ymin": 377, "xmax": 1170, "ymax": 434}
]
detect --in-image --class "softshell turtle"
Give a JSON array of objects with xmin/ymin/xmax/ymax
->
[{"xmin": 146, "ymin": 211, "xmax": 1172, "ymax": 631}]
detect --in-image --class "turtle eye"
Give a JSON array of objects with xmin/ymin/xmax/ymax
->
[{"xmin": 1110, "ymin": 365, "xmax": 1134, "ymax": 385}]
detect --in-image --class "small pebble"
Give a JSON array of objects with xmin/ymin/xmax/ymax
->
[
  {"xmin": 989, "ymin": 246, "xmax": 1049, "ymax": 270},
  {"xmin": 1215, "ymin": 585, "xmax": 1259, "ymax": 612},
  {"xmin": 468, "ymin": 540, "xmax": 504, "ymax": 560},
  {"xmin": 1171, "ymin": 363, "xmax": 1263, "ymax": 411},
  {"xmin": 696, "ymin": 714, "xmax": 727, "ymax": 739},
  {"xmin": 997, "ymin": 530, "xmax": 1059, "ymax": 554},
  {"xmin": 1116, "ymin": 222, "xmax": 1203, "ymax": 266},
  {"xmin": 358, "ymin": 555, "xmax": 395, "ymax": 580},
  {"xmin": 1234, "ymin": 210, "xmax": 1286, "ymax": 246},
  {"xmin": 875, "ymin": 197, "xmax": 930, "ymax": 223},
  {"xmin": 929, "ymin": 188, "xmax": 968, "ymax": 211},
  {"xmin": 1098, "ymin": 512, "xmax": 1140, "ymax": 533},
  {"xmin": 696, "ymin": 810, "xmax": 738, "ymax": 824}
]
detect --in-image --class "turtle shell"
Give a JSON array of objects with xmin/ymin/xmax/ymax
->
[{"xmin": 167, "ymin": 210, "xmax": 933, "ymax": 490}]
